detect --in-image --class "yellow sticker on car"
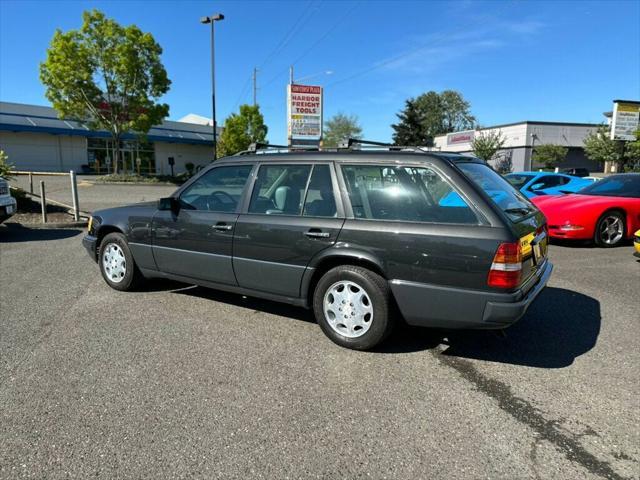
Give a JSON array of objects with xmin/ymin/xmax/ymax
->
[{"xmin": 520, "ymin": 232, "xmax": 535, "ymax": 257}]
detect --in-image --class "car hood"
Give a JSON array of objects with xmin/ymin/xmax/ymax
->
[
  {"xmin": 531, "ymin": 194, "xmax": 616, "ymax": 214},
  {"xmin": 91, "ymin": 201, "xmax": 158, "ymax": 218}
]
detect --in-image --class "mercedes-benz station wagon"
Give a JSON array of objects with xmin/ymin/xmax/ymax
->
[{"xmin": 82, "ymin": 146, "xmax": 552, "ymax": 350}]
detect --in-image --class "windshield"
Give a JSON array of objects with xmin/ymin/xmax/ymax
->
[
  {"xmin": 577, "ymin": 175, "xmax": 640, "ymax": 198},
  {"xmin": 458, "ymin": 162, "xmax": 537, "ymax": 221},
  {"xmin": 505, "ymin": 173, "xmax": 534, "ymax": 189}
]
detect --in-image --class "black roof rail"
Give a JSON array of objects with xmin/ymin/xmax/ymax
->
[
  {"xmin": 232, "ymin": 138, "xmax": 448, "ymax": 156},
  {"xmin": 341, "ymin": 138, "xmax": 436, "ymax": 153},
  {"xmin": 235, "ymin": 142, "xmax": 321, "ymax": 156}
]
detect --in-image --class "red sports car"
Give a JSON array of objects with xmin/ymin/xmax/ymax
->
[{"xmin": 531, "ymin": 173, "xmax": 640, "ymax": 247}]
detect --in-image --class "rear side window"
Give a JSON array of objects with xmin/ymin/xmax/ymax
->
[
  {"xmin": 249, "ymin": 164, "xmax": 312, "ymax": 215},
  {"xmin": 303, "ymin": 165, "xmax": 337, "ymax": 218},
  {"xmin": 341, "ymin": 164, "xmax": 478, "ymax": 224},
  {"xmin": 457, "ymin": 162, "xmax": 536, "ymax": 221}
]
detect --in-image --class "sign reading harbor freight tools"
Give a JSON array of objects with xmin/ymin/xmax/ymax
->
[
  {"xmin": 287, "ymin": 84, "xmax": 323, "ymax": 147},
  {"xmin": 611, "ymin": 100, "xmax": 640, "ymax": 141}
]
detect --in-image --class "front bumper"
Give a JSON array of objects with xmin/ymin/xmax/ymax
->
[
  {"xmin": 547, "ymin": 226, "xmax": 590, "ymax": 240},
  {"xmin": 390, "ymin": 260, "xmax": 553, "ymax": 330},
  {"xmin": 83, "ymin": 234, "xmax": 98, "ymax": 261}
]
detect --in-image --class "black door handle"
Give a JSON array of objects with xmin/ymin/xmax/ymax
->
[
  {"xmin": 304, "ymin": 229, "xmax": 330, "ymax": 238},
  {"xmin": 213, "ymin": 222, "xmax": 233, "ymax": 231}
]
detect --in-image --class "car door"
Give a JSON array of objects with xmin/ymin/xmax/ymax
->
[
  {"xmin": 233, "ymin": 162, "xmax": 344, "ymax": 298},
  {"xmin": 152, "ymin": 163, "xmax": 254, "ymax": 285}
]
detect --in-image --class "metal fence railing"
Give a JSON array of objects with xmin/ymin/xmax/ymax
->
[{"xmin": 9, "ymin": 170, "xmax": 83, "ymax": 222}]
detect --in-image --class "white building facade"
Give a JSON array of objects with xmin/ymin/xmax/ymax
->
[
  {"xmin": 433, "ymin": 121, "xmax": 603, "ymax": 172},
  {"xmin": 0, "ymin": 102, "xmax": 219, "ymax": 174}
]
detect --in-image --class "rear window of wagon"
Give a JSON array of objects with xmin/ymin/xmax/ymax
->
[{"xmin": 457, "ymin": 162, "xmax": 537, "ymax": 221}]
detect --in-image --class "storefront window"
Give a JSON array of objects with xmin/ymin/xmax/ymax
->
[{"xmin": 87, "ymin": 138, "xmax": 155, "ymax": 175}]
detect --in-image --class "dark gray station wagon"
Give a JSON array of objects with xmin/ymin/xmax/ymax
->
[{"xmin": 83, "ymin": 147, "xmax": 552, "ymax": 350}]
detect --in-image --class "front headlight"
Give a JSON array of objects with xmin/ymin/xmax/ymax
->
[
  {"xmin": 560, "ymin": 224, "xmax": 584, "ymax": 231},
  {"xmin": 87, "ymin": 216, "xmax": 93, "ymax": 234}
]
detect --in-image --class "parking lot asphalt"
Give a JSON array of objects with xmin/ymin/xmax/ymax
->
[{"xmin": 0, "ymin": 226, "xmax": 638, "ymax": 479}]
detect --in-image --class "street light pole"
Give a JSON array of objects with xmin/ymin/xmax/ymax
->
[{"xmin": 201, "ymin": 13, "xmax": 224, "ymax": 160}]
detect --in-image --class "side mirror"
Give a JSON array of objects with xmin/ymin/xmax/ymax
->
[{"xmin": 158, "ymin": 197, "xmax": 179, "ymax": 212}]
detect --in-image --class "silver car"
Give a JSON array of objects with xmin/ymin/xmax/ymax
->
[{"xmin": 0, "ymin": 177, "xmax": 17, "ymax": 223}]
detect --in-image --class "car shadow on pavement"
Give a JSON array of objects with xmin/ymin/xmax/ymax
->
[
  {"xmin": 0, "ymin": 223, "xmax": 83, "ymax": 242},
  {"xmin": 171, "ymin": 285, "xmax": 316, "ymax": 323},
  {"xmin": 405, "ymin": 287, "xmax": 600, "ymax": 368},
  {"xmin": 146, "ymin": 281, "xmax": 600, "ymax": 368}
]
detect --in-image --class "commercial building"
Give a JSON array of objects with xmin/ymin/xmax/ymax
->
[
  {"xmin": 433, "ymin": 121, "xmax": 603, "ymax": 172},
  {"xmin": 0, "ymin": 101, "xmax": 218, "ymax": 174}
]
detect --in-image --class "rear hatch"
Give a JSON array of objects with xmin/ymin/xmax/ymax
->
[{"xmin": 456, "ymin": 162, "xmax": 548, "ymax": 293}]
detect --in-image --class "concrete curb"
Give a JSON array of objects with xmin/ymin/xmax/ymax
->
[{"xmin": 4, "ymin": 221, "xmax": 88, "ymax": 230}]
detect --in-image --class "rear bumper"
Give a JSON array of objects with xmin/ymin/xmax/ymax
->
[
  {"xmin": 83, "ymin": 234, "xmax": 98, "ymax": 261},
  {"xmin": 390, "ymin": 260, "xmax": 553, "ymax": 329}
]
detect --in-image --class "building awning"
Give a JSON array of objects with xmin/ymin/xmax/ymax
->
[{"xmin": 0, "ymin": 102, "xmax": 217, "ymax": 146}]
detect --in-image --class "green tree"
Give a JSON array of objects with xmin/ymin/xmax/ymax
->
[
  {"xmin": 0, "ymin": 150, "xmax": 14, "ymax": 180},
  {"xmin": 392, "ymin": 90, "xmax": 475, "ymax": 146},
  {"xmin": 40, "ymin": 9, "xmax": 170, "ymax": 174},
  {"xmin": 217, "ymin": 104, "xmax": 268, "ymax": 157},
  {"xmin": 322, "ymin": 113, "xmax": 363, "ymax": 147},
  {"xmin": 583, "ymin": 126, "xmax": 625, "ymax": 169},
  {"xmin": 623, "ymin": 130, "xmax": 640, "ymax": 171},
  {"xmin": 471, "ymin": 130, "xmax": 505, "ymax": 162},
  {"xmin": 533, "ymin": 144, "xmax": 568, "ymax": 169}
]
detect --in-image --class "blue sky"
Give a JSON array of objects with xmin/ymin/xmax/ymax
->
[{"xmin": 1, "ymin": 0, "xmax": 639, "ymax": 144}]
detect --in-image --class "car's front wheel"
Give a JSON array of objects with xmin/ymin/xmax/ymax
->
[
  {"xmin": 98, "ymin": 232, "xmax": 144, "ymax": 291},
  {"xmin": 313, "ymin": 265, "xmax": 394, "ymax": 350},
  {"xmin": 594, "ymin": 211, "xmax": 626, "ymax": 247}
]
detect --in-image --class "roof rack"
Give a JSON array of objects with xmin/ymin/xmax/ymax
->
[
  {"xmin": 233, "ymin": 138, "xmax": 443, "ymax": 156},
  {"xmin": 339, "ymin": 138, "xmax": 438, "ymax": 154},
  {"xmin": 234, "ymin": 142, "xmax": 321, "ymax": 156}
]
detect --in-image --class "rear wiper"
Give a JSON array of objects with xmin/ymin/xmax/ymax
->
[{"xmin": 504, "ymin": 207, "xmax": 533, "ymax": 216}]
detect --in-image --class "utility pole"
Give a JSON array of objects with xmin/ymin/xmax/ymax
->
[
  {"xmin": 289, "ymin": 65, "xmax": 294, "ymax": 85},
  {"xmin": 252, "ymin": 67, "xmax": 258, "ymax": 106}
]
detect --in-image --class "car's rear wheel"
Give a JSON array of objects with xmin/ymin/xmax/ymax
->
[
  {"xmin": 313, "ymin": 265, "xmax": 394, "ymax": 350},
  {"xmin": 99, "ymin": 232, "xmax": 144, "ymax": 291},
  {"xmin": 594, "ymin": 211, "xmax": 626, "ymax": 247}
]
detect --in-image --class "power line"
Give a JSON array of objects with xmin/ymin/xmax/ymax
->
[
  {"xmin": 230, "ymin": 0, "xmax": 319, "ymax": 112},
  {"xmin": 232, "ymin": 74, "xmax": 252, "ymax": 111},
  {"xmin": 258, "ymin": 0, "xmax": 320, "ymax": 71},
  {"xmin": 261, "ymin": 1, "xmax": 360, "ymax": 89}
]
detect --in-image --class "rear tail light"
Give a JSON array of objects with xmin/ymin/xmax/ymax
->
[{"xmin": 488, "ymin": 242, "xmax": 522, "ymax": 288}]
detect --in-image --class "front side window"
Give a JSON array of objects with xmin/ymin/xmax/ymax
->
[
  {"xmin": 530, "ymin": 175, "xmax": 565, "ymax": 190},
  {"xmin": 249, "ymin": 164, "xmax": 312, "ymax": 215},
  {"xmin": 179, "ymin": 165, "xmax": 252, "ymax": 212},
  {"xmin": 341, "ymin": 164, "xmax": 478, "ymax": 224}
]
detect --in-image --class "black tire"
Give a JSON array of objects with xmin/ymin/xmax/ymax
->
[
  {"xmin": 313, "ymin": 265, "xmax": 394, "ymax": 350},
  {"xmin": 594, "ymin": 210, "xmax": 626, "ymax": 247},
  {"xmin": 98, "ymin": 232, "xmax": 144, "ymax": 291}
]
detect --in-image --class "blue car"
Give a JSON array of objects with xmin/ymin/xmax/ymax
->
[{"xmin": 504, "ymin": 172, "xmax": 593, "ymax": 198}]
